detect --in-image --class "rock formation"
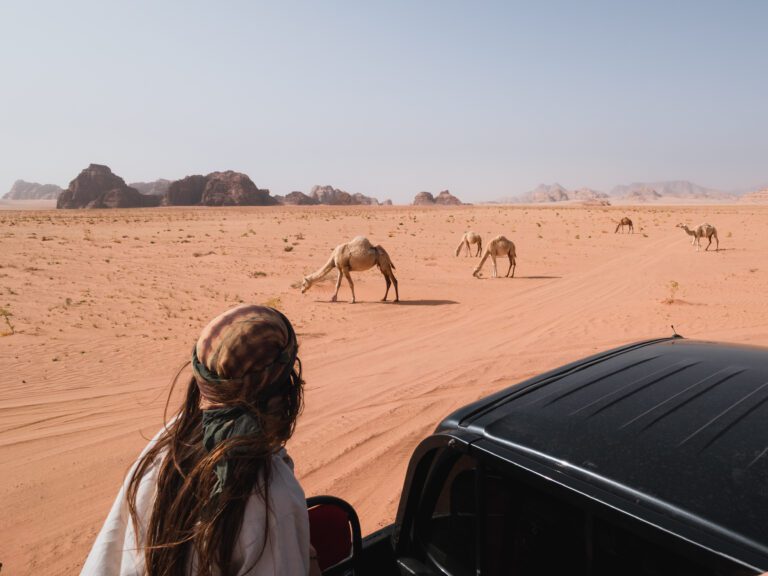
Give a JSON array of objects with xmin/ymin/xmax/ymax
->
[
  {"xmin": 309, "ymin": 185, "xmax": 380, "ymax": 206},
  {"xmin": 740, "ymin": 188, "xmax": 768, "ymax": 203},
  {"xmin": 280, "ymin": 191, "xmax": 318, "ymax": 205},
  {"xmin": 164, "ymin": 172, "xmax": 275, "ymax": 206},
  {"xmin": 164, "ymin": 175, "xmax": 207, "ymax": 205},
  {"xmin": 413, "ymin": 191, "xmax": 436, "ymax": 205},
  {"xmin": 412, "ymin": 190, "xmax": 463, "ymax": 205},
  {"xmin": 3, "ymin": 180, "xmax": 62, "ymax": 200},
  {"xmin": 200, "ymin": 171, "xmax": 274, "ymax": 206},
  {"xmin": 57, "ymin": 164, "xmax": 159, "ymax": 209},
  {"xmin": 129, "ymin": 179, "xmax": 171, "ymax": 196},
  {"xmin": 610, "ymin": 181, "xmax": 734, "ymax": 201},
  {"xmin": 434, "ymin": 190, "xmax": 462, "ymax": 205}
]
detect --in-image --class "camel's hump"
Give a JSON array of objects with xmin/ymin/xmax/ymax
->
[{"xmin": 349, "ymin": 235, "xmax": 372, "ymax": 245}]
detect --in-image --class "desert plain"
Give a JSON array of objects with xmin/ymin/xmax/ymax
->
[{"xmin": 1, "ymin": 202, "xmax": 767, "ymax": 574}]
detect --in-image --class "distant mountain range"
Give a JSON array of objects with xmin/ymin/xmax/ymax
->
[
  {"xmin": 493, "ymin": 180, "xmax": 764, "ymax": 204},
  {"xmin": 3, "ymin": 180, "xmax": 62, "ymax": 200}
]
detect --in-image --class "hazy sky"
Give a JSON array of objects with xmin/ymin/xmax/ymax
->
[{"xmin": 1, "ymin": 1, "xmax": 766, "ymax": 203}]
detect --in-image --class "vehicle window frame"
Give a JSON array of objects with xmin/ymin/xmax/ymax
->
[
  {"xmin": 405, "ymin": 437, "xmax": 760, "ymax": 576},
  {"xmin": 469, "ymin": 441, "xmax": 760, "ymax": 576}
]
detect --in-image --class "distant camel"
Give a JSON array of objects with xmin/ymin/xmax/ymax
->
[
  {"xmin": 300, "ymin": 236, "xmax": 399, "ymax": 303},
  {"xmin": 456, "ymin": 231, "xmax": 482, "ymax": 257},
  {"xmin": 615, "ymin": 217, "xmax": 634, "ymax": 234},
  {"xmin": 473, "ymin": 235, "xmax": 516, "ymax": 278},
  {"xmin": 676, "ymin": 223, "xmax": 719, "ymax": 251}
]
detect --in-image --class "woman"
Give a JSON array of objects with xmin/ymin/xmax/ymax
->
[{"xmin": 82, "ymin": 305, "xmax": 320, "ymax": 575}]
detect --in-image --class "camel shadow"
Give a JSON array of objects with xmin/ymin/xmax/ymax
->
[
  {"xmin": 516, "ymin": 275, "xmax": 561, "ymax": 279},
  {"xmin": 393, "ymin": 299, "xmax": 458, "ymax": 306},
  {"xmin": 473, "ymin": 275, "xmax": 560, "ymax": 280},
  {"xmin": 314, "ymin": 299, "xmax": 457, "ymax": 306}
]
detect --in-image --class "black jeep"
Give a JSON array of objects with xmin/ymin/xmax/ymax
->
[{"xmin": 309, "ymin": 337, "xmax": 768, "ymax": 575}]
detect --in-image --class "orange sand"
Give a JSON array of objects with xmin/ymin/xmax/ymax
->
[{"xmin": 1, "ymin": 204, "xmax": 767, "ymax": 574}]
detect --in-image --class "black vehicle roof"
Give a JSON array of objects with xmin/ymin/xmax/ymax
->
[{"xmin": 439, "ymin": 337, "xmax": 768, "ymax": 558}]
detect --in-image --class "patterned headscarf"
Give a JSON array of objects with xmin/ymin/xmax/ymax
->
[
  {"xmin": 192, "ymin": 304, "xmax": 297, "ymax": 405},
  {"xmin": 191, "ymin": 305, "xmax": 298, "ymax": 501}
]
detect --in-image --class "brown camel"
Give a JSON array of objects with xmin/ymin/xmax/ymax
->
[
  {"xmin": 473, "ymin": 235, "xmax": 517, "ymax": 278},
  {"xmin": 455, "ymin": 231, "xmax": 483, "ymax": 257},
  {"xmin": 615, "ymin": 217, "xmax": 634, "ymax": 234},
  {"xmin": 676, "ymin": 223, "xmax": 719, "ymax": 251},
  {"xmin": 300, "ymin": 236, "xmax": 399, "ymax": 303}
]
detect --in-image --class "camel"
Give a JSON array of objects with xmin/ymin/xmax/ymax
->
[
  {"xmin": 455, "ymin": 231, "xmax": 482, "ymax": 257},
  {"xmin": 676, "ymin": 223, "xmax": 719, "ymax": 251},
  {"xmin": 615, "ymin": 217, "xmax": 634, "ymax": 234},
  {"xmin": 300, "ymin": 236, "xmax": 399, "ymax": 303},
  {"xmin": 473, "ymin": 235, "xmax": 516, "ymax": 278}
]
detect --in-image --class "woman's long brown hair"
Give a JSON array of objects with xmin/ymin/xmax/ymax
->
[{"xmin": 126, "ymin": 359, "xmax": 304, "ymax": 576}]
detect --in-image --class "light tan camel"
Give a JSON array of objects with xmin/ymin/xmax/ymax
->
[
  {"xmin": 300, "ymin": 236, "xmax": 399, "ymax": 303},
  {"xmin": 473, "ymin": 235, "xmax": 516, "ymax": 278},
  {"xmin": 455, "ymin": 231, "xmax": 482, "ymax": 257},
  {"xmin": 615, "ymin": 217, "xmax": 634, "ymax": 234},
  {"xmin": 676, "ymin": 223, "xmax": 719, "ymax": 251}
]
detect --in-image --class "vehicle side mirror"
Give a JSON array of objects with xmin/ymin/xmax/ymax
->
[{"xmin": 307, "ymin": 495, "xmax": 362, "ymax": 575}]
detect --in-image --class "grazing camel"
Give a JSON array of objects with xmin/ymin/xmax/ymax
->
[
  {"xmin": 676, "ymin": 223, "xmax": 719, "ymax": 251},
  {"xmin": 300, "ymin": 236, "xmax": 399, "ymax": 303},
  {"xmin": 615, "ymin": 217, "xmax": 634, "ymax": 234},
  {"xmin": 455, "ymin": 231, "xmax": 482, "ymax": 257},
  {"xmin": 473, "ymin": 235, "xmax": 517, "ymax": 278}
]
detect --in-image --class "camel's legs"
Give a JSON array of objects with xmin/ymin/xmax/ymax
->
[
  {"xmin": 392, "ymin": 274, "xmax": 399, "ymax": 302},
  {"xmin": 714, "ymin": 234, "xmax": 719, "ymax": 251},
  {"xmin": 491, "ymin": 254, "xmax": 498, "ymax": 278},
  {"xmin": 331, "ymin": 269, "xmax": 343, "ymax": 302},
  {"xmin": 382, "ymin": 274, "xmax": 391, "ymax": 301},
  {"xmin": 342, "ymin": 268, "xmax": 355, "ymax": 303},
  {"xmin": 475, "ymin": 243, "xmax": 482, "ymax": 257},
  {"xmin": 464, "ymin": 241, "xmax": 470, "ymax": 257},
  {"xmin": 505, "ymin": 255, "xmax": 515, "ymax": 277}
]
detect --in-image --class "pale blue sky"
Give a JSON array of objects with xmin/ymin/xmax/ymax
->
[{"xmin": 1, "ymin": 1, "xmax": 766, "ymax": 203}]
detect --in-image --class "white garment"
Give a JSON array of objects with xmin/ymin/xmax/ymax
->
[{"xmin": 81, "ymin": 429, "xmax": 310, "ymax": 576}]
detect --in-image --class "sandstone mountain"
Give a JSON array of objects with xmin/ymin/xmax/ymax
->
[
  {"xmin": 165, "ymin": 175, "xmax": 207, "ymax": 205},
  {"xmin": 164, "ymin": 171, "xmax": 275, "ymax": 206},
  {"xmin": 3, "ymin": 180, "xmax": 62, "ymax": 200},
  {"xmin": 610, "ymin": 181, "xmax": 734, "ymax": 201},
  {"xmin": 508, "ymin": 183, "xmax": 608, "ymax": 203},
  {"xmin": 57, "ymin": 164, "xmax": 160, "ymax": 209},
  {"xmin": 412, "ymin": 190, "xmax": 463, "ymax": 205},
  {"xmin": 741, "ymin": 188, "xmax": 768, "ymax": 203},
  {"xmin": 129, "ymin": 179, "xmax": 171, "ymax": 196},
  {"xmin": 279, "ymin": 191, "xmax": 318, "ymax": 205},
  {"xmin": 309, "ymin": 185, "xmax": 380, "ymax": 206}
]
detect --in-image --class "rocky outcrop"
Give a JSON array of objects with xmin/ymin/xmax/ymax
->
[
  {"xmin": 281, "ymin": 191, "xmax": 318, "ymax": 205},
  {"xmin": 309, "ymin": 185, "xmax": 380, "ymax": 205},
  {"xmin": 382, "ymin": 199, "xmax": 393, "ymax": 206},
  {"xmin": 201, "ymin": 171, "xmax": 274, "ymax": 206},
  {"xmin": 89, "ymin": 187, "xmax": 161, "ymax": 208},
  {"xmin": 164, "ymin": 172, "xmax": 275, "ymax": 206},
  {"xmin": 57, "ymin": 164, "xmax": 157, "ymax": 209},
  {"xmin": 506, "ymin": 184, "xmax": 609, "ymax": 203},
  {"xmin": 310, "ymin": 185, "xmax": 353, "ymax": 205},
  {"xmin": 3, "ymin": 180, "xmax": 62, "ymax": 200},
  {"xmin": 434, "ymin": 190, "xmax": 462, "ymax": 205},
  {"xmin": 129, "ymin": 179, "xmax": 171, "ymax": 196},
  {"xmin": 413, "ymin": 191, "xmax": 436, "ymax": 205},
  {"xmin": 610, "ymin": 181, "xmax": 734, "ymax": 201},
  {"xmin": 624, "ymin": 188, "xmax": 662, "ymax": 202},
  {"xmin": 412, "ymin": 190, "xmax": 463, "ymax": 205},
  {"xmin": 165, "ymin": 175, "xmax": 207, "ymax": 205},
  {"xmin": 740, "ymin": 188, "xmax": 768, "ymax": 203}
]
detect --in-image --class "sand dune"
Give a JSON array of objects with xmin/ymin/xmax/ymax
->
[{"xmin": 1, "ymin": 204, "xmax": 767, "ymax": 573}]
